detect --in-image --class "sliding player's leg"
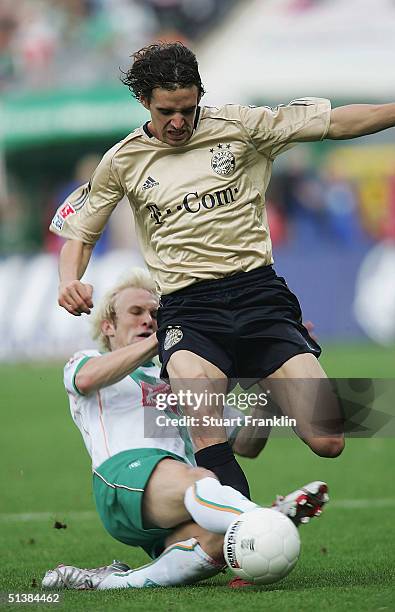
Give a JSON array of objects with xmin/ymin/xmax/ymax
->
[
  {"xmin": 143, "ymin": 458, "xmax": 257, "ymax": 533},
  {"xmin": 42, "ymin": 476, "xmax": 331, "ymax": 590},
  {"xmin": 42, "ymin": 520, "xmax": 225, "ymax": 590},
  {"xmin": 43, "ymin": 457, "xmax": 258, "ymax": 590},
  {"xmin": 97, "ymin": 522, "xmax": 225, "ymax": 589}
]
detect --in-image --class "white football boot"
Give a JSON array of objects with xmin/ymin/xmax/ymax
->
[
  {"xmin": 272, "ymin": 481, "xmax": 329, "ymax": 526},
  {"xmin": 42, "ymin": 560, "xmax": 130, "ymax": 590}
]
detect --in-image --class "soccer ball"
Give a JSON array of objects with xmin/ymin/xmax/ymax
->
[{"xmin": 223, "ymin": 508, "xmax": 301, "ymax": 584}]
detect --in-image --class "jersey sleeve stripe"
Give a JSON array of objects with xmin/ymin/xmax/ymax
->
[{"xmin": 72, "ymin": 356, "xmax": 93, "ymax": 395}]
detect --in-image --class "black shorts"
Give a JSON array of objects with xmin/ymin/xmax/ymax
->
[{"xmin": 157, "ymin": 266, "xmax": 321, "ymax": 382}]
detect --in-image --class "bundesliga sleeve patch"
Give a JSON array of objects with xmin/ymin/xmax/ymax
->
[{"xmin": 51, "ymin": 203, "xmax": 76, "ymax": 231}]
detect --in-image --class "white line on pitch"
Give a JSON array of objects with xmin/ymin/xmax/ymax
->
[
  {"xmin": 0, "ymin": 510, "xmax": 97, "ymax": 523},
  {"xmin": 330, "ymin": 498, "xmax": 395, "ymax": 509},
  {"xmin": 1, "ymin": 499, "xmax": 395, "ymax": 523}
]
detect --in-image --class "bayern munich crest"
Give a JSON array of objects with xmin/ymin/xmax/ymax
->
[
  {"xmin": 164, "ymin": 326, "xmax": 184, "ymax": 350},
  {"xmin": 210, "ymin": 144, "xmax": 236, "ymax": 176}
]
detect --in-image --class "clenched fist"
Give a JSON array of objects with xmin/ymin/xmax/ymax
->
[{"xmin": 58, "ymin": 280, "xmax": 94, "ymax": 316}]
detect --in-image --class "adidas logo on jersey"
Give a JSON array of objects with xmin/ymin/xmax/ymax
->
[{"xmin": 142, "ymin": 176, "xmax": 159, "ymax": 190}]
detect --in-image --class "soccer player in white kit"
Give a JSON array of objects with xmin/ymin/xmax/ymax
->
[{"xmin": 42, "ymin": 269, "xmax": 328, "ymax": 590}]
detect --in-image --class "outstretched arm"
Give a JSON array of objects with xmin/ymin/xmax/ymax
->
[
  {"xmin": 327, "ymin": 103, "xmax": 395, "ymax": 140},
  {"xmin": 58, "ymin": 239, "xmax": 94, "ymax": 316},
  {"xmin": 53, "ymin": 153, "xmax": 126, "ymax": 315},
  {"xmin": 74, "ymin": 333, "xmax": 158, "ymax": 394}
]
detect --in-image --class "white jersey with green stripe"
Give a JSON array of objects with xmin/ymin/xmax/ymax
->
[
  {"xmin": 64, "ymin": 349, "xmax": 196, "ymax": 470},
  {"xmin": 64, "ymin": 350, "xmax": 241, "ymax": 469}
]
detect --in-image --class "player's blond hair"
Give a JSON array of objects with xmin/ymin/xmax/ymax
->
[{"xmin": 91, "ymin": 268, "xmax": 158, "ymax": 352}]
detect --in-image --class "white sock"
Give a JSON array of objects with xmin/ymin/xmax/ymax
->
[
  {"xmin": 184, "ymin": 477, "xmax": 258, "ymax": 533},
  {"xmin": 98, "ymin": 538, "xmax": 222, "ymax": 589}
]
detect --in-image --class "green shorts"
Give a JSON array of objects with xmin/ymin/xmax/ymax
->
[{"xmin": 93, "ymin": 448, "xmax": 186, "ymax": 559}]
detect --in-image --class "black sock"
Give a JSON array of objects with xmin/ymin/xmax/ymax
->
[{"xmin": 194, "ymin": 442, "xmax": 251, "ymax": 499}]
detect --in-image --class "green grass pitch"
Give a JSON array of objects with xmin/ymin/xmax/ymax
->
[{"xmin": 0, "ymin": 343, "xmax": 394, "ymax": 611}]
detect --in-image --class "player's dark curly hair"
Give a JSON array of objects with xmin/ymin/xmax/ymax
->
[{"xmin": 121, "ymin": 42, "xmax": 205, "ymax": 101}]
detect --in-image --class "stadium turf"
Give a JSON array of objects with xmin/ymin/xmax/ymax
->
[{"xmin": 0, "ymin": 343, "xmax": 394, "ymax": 611}]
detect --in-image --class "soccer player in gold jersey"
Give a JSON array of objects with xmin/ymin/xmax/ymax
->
[{"xmin": 51, "ymin": 42, "xmax": 395, "ymax": 499}]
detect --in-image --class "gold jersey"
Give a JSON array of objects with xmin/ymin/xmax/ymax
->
[{"xmin": 50, "ymin": 98, "xmax": 331, "ymax": 294}]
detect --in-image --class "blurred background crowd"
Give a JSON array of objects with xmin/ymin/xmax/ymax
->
[
  {"xmin": 0, "ymin": 0, "xmax": 394, "ymax": 358},
  {"xmin": 0, "ymin": 0, "xmax": 239, "ymax": 93}
]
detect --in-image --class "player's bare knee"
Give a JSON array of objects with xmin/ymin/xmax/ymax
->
[
  {"xmin": 197, "ymin": 532, "xmax": 225, "ymax": 563},
  {"xmin": 188, "ymin": 467, "xmax": 217, "ymax": 484},
  {"xmin": 309, "ymin": 436, "xmax": 345, "ymax": 458},
  {"xmin": 151, "ymin": 463, "xmax": 216, "ymax": 493},
  {"xmin": 326, "ymin": 437, "xmax": 345, "ymax": 457}
]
